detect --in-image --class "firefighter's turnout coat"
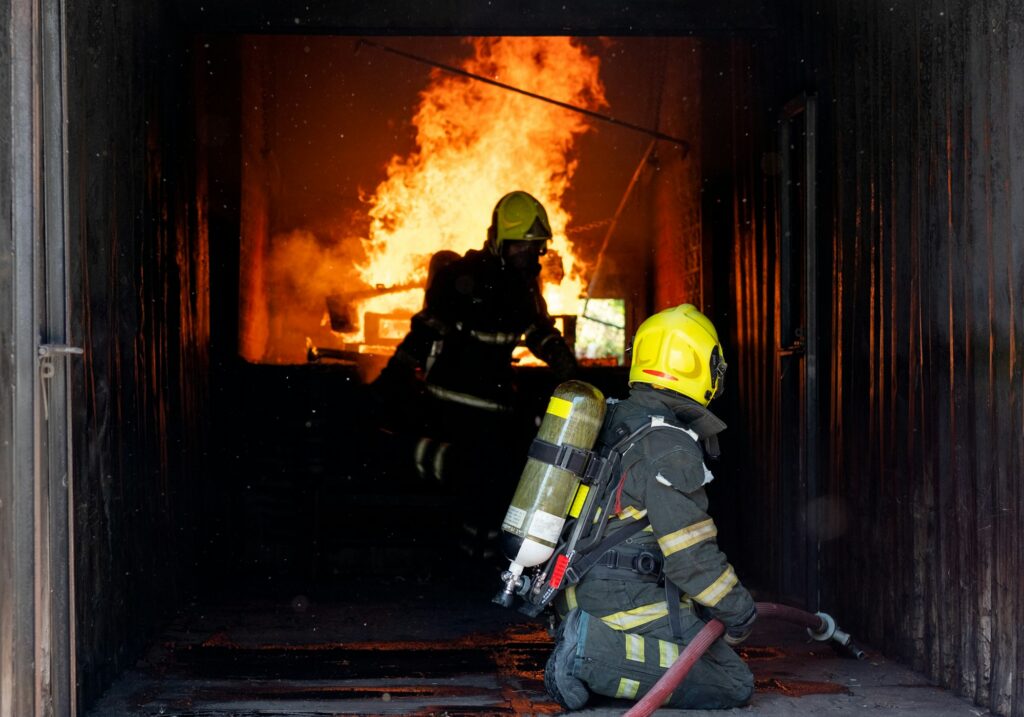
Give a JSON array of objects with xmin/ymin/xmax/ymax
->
[
  {"xmin": 554, "ymin": 385, "xmax": 755, "ymax": 709},
  {"xmin": 372, "ymin": 248, "xmax": 577, "ymax": 541},
  {"xmin": 384, "ymin": 248, "xmax": 576, "ymax": 412}
]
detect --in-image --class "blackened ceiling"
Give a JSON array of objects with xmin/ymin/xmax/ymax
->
[{"xmin": 177, "ymin": 0, "xmax": 778, "ymax": 36}]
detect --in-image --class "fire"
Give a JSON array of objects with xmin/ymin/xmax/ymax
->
[
  {"xmin": 241, "ymin": 37, "xmax": 607, "ymax": 364},
  {"xmin": 342, "ymin": 36, "xmax": 606, "ymax": 342}
]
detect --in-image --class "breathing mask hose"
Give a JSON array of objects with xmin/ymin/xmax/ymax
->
[{"xmin": 621, "ymin": 602, "xmax": 864, "ymax": 717}]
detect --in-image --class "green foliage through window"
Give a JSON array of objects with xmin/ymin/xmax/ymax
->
[{"xmin": 576, "ymin": 299, "xmax": 625, "ymax": 365}]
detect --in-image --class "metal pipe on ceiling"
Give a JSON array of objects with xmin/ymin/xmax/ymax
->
[{"xmin": 356, "ymin": 38, "xmax": 691, "ymax": 152}]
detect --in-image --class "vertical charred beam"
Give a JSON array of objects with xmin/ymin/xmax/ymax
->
[
  {"xmin": 885, "ymin": 0, "xmax": 914, "ymax": 671},
  {"xmin": 39, "ymin": 0, "xmax": 76, "ymax": 712},
  {"xmin": 718, "ymin": 36, "xmax": 782, "ymax": 591},
  {"xmin": 0, "ymin": 1, "xmax": 41, "ymax": 715},
  {"xmin": 652, "ymin": 38, "xmax": 702, "ymax": 310},
  {"xmin": 978, "ymin": 2, "xmax": 1019, "ymax": 713},
  {"xmin": 238, "ymin": 37, "xmax": 271, "ymax": 363},
  {"xmin": 1006, "ymin": 11, "xmax": 1024, "ymax": 717},
  {"xmin": 961, "ymin": 0, "xmax": 986, "ymax": 700}
]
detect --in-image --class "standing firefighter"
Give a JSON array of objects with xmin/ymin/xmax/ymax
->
[
  {"xmin": 544, "ymin": 303, "xmax": 756, "ymax": 710},
  {"xmin": 371, "ymin": 190, "xmax": 577, "ymax": 556}
]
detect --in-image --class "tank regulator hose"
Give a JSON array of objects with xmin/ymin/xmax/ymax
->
[{"xmin": 621, "ymin": 601, "xmax": 864, "ymax": 717}]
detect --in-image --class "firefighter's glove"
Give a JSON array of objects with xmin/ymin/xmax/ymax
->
[
  {"xmin": 371, "ymin": 351, "xmax": 422, "ymax": 401},
  {"xmin": 723, "ymin": 606, "xmax": 758, "ymax": 647},
  {"xmin": 546, "ymin": 342, "xmax": 578, "ymax": 383}
]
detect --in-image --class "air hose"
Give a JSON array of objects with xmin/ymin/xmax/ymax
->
[{"xmin": 622, "ymin": 602, "xmax": 865, "ymax": 717}]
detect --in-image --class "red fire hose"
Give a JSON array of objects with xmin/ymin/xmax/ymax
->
[{"xmin": 621, "ymin": 602, "xmax": 864, "ymax": 717}]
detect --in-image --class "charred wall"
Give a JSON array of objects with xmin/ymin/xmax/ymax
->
[
  {"xmin": 652, "ymin": 39, "xmax": 705, "ymax": 312},
  {"xmin": 37, "ymin": 0, "xmax": 1023, "ymax": 715},
  {"xmin": 726, "ymin": 2, "xmax": 1023, "ymax": 716},
  {"xmin": 66, "ymin": 1, "xmax": 209, "ymax": 710},
  {"xmin": 718, "ymin": 34, "xmax": 791, "ymax": 598}
]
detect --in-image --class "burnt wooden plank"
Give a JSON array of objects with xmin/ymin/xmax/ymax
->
[
  {"xmin": 885, "ymin": 0, "xmax": 917, "ymax": 670},
  {"xmin": 984, "ymin": 2, "xmax": 1019, "ymax": 714},
  {"xmin": 965, "ymin": 0, "xmax": 992, "ymax": 703},
  {"xmin": 893, "ymin": 0, "xmax": 931, "ymax": 675},
  {"xmin": 1006, "ymin": 9, "xmax": 1024, "ymax": 717}
]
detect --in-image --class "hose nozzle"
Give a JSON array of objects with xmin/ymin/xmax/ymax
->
[
  {"xmin": 830, "ymin": 628, "xmax": 867, "ymax": 660},
  {"xmin": 807, "ymin": 611, "xmax": 867, "ymax": 660}
]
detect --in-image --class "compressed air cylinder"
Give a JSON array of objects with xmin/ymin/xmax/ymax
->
[{"xmin": 499, "ymin": 380, "xmax": 606, "ymax": 572}]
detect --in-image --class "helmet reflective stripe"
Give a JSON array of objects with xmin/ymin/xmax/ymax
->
[
  {"xmin": 628, "ymin": 303, "xmax": 727, "ymax": 406},
  {"xmin": 488, "ymin": 190, "xmax": 552, "ymax": 256}
]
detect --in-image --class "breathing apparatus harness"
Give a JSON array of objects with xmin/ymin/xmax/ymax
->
[{"xmin": 512, "ymin": 407, "xmax": 710, "ymax": 639}]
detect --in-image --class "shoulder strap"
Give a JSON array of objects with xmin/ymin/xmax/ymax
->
[
  {"xmin": 562, "ymin": 517, "xmax": 650, "ymax": 586},
  {"xmin": 518, "ymin": 416, "xmax": 685, "ymax": 617}
]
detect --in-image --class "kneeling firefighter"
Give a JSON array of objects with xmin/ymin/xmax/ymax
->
[{"xmin": 497, "ymin": 304, "xmax": 756, "ymax": 710}]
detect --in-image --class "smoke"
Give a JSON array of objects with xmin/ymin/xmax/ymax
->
[
  {"xmin": 267, "ymin": 230, "xmax": 364, "ymax": 307},
  {"xmin": 260, "ymin": 229, "xmax": 366, "ymax": 362}
]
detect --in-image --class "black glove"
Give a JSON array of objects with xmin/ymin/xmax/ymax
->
[
  {"xmin": 724, "ymin": 605, "xmax": 758, "ymax": 647},
  {"xmin": 372, "ymin": 349, "xmax": 419, "ymax": 391},
  {"xmin": 369, "ymin": 358, "xmax": 429, "ymax": 427},
  {"xmin": 544, "ymin": 341, "xmax": 578, "ymax": 383}
]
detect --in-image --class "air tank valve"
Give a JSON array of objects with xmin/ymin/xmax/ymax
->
[{"xmin": 492, "ymin": 565, "xmax": 531, "ymax": 608}]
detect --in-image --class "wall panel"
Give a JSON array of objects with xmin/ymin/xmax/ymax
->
[
  {"xmin": 66, "ymin": 2, "xmax": 209, "ymax": 710},
  {"xmin": 726, "ymin": 2, "xmax": 1023, "ymax": 715}
]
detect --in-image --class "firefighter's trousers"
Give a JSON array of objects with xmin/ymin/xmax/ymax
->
[{"xmin": 560, "ymin": 583, "xmax": 754, "ymax": 709}]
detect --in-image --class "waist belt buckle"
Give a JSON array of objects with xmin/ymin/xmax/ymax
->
[{"xmin": 632, "ymin": 551, "xmax": 660, "ymax": 576}]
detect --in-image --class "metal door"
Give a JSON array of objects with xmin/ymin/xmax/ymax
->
[{"xmin": 1, "ymin": 1, "xmax": 79, "ymax": 715}]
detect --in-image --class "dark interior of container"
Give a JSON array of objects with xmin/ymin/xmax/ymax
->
[
  {"xmin": 38, "ymin": 1, "xmax": 1021, "ymax": 715},
  {"xmin": 68, "ymin": 8, "xmax": 780, "ymax": 709}
]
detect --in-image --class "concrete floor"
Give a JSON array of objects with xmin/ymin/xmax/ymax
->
[{"xmin": 85, "ymin": 572, "xmax": 995, "ymax": 717}]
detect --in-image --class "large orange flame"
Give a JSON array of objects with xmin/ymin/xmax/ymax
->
[
  {"xmin": 242, "ymin": 37, "xmax": 607, "ymax": 364},
  {"xmin": 342, "ymin": 37, "xmax": 606, "ymax": 341}
]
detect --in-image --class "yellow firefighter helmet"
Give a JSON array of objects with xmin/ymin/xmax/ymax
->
[
  {"xmin": 628, "ymin": 303, "xmax": 727, "ymax": 406},
  {"xmin": 487, "ymin": 191, "xmax": 552, "ymax": 257}
]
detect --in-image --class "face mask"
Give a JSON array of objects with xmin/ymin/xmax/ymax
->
[{"xmin": 503, "ymin": 241, "xmax": 544, "ymax": 271}]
